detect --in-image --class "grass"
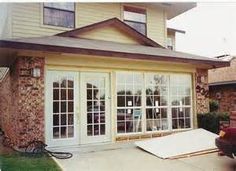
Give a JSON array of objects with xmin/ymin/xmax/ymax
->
[{"xmin": 0, "ymin": 151, "xmax": 62, "ymax": 171}]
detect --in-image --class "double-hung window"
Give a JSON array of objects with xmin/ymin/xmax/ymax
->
[
  {"xmin": 123, "ymin": 6, "xmax": 147, "ymax": 35},
  {"xmin": 43, "ymin": 3, "xmax": 75, "ymax": 28}
]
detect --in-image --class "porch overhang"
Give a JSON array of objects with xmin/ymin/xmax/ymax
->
[{"xmin": 0, "ymin": 36, "xmax": 230, "ymax": 69}]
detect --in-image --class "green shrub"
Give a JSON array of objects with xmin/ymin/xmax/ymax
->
[
  {"xmin": 197, "ymin": 112, "xmax": 229, "ymax": 134},
  {"xmin": 209, "ymin": 100, "xmax": 219, "ymax": 112}
]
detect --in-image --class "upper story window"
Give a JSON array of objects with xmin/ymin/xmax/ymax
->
[
  {"xmin": 43, "ymin": 3, "xmax": 75, "ymax": 28},
  {"xmin": 123, "ymin": 6, "xmax": 146, "ymax": 35}
]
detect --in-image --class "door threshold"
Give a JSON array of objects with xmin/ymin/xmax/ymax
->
[{"xmin": 47, "ymin": 141, "xmax": 135, "ymax": 154}]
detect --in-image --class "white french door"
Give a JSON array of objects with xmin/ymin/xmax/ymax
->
[
  {"xmin": 80, "ymin": 72, "xmax": 111, "ymax": 144},
  {"xmin": 46, "ymin": 71, "xmax": 79, "ymax": 147},
  {"xmin": 46, "ymin": 71, "xmax": 111, "ymax": 147}
]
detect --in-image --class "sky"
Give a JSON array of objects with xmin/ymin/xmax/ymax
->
[{"xmin": 168, "ymin": 2, "xmax": 236, "ymax": 58}]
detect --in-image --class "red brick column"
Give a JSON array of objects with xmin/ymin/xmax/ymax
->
[
  {"xmin": 0, "ymin": 56, "xmax": 45, "ymax": 148},
  {"xmin": 196, "ymin": 69, "xmax": 209, "ymax": 114},
  {"xmin": 0, "ymin": 72, "xmax": 12, "ymax": 135}
]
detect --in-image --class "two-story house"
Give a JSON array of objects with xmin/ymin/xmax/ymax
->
[{"xmin": 0, "ymin": 3, "xmax": 229, "ymax": 149}]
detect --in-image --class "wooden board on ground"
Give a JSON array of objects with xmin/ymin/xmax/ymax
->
[
  {"xmin": 168, "ymin": 149, "xmax": 219, "ymax": 159},
  {"xmin": 135, "ymin": 129, "xmax": 219, "ymax": 159}
]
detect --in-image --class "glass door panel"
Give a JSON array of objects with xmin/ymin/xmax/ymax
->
[
  {"xmin": 52, "ymin": 76, "xmax": 75, "ymax": 139},
  {"xmin": 81, "ymin": 72, "xmax": 110, "ymax": 144},
  {"xmin": 46, "ymin": 71, "xmax": 78, "ymax": 147}
]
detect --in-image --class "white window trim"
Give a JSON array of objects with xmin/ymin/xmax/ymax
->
[
  {"xmin": 121, "ymin": 5, "xmax": 147, "ymax": 35},
  {"xmin": 115, "ymin": 72, "xmax": 193, "ymax": 136},
  {"xmin": 116, "ymin": 71, "xmax": 143, "ymax": 135}
]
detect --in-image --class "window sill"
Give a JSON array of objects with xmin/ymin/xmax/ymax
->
[
  {"xmin": 40, "ymin": 24, "xmax": 74, "ymax": 32},
  {"xmin": 116, "ymin": 128, "xmax": 193, "ymax": 136}
]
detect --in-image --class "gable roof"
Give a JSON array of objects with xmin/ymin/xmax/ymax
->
[{"xmin": 56, "ymin": 18, "xmax": 163, "ymax": 48}]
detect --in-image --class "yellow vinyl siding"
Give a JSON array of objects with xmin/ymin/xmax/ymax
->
[
  {"xmin": 45, "ymin": 54, "xmax": 196, "ymax": 73},
  {"xmin": 78, "ymin": 26, "xmax": 139, "ymax": 44},
  {"xmin": 11, "ymin": 3, "xmax": 61, "ymax": 38},
  {"xmin": 146, "ymin": 5, "xmax": 167, "ymax": 46},
  {"xmin": 9, "ymin": 3, "xmax": 167, "ymax": 46},
  {"xmin": 76, "ymin": 3, "xmax": 121, "ymax": 28}
]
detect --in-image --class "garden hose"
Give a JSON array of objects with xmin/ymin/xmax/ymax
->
[
  {"xmin": 24, "ymin": 140, "xmax": 73, "ymax": 159},
  {"xmin": 1, "ymin": 132, "xmax": 73, "ymax": 159}
]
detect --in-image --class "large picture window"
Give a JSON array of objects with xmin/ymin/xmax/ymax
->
[
  {"xmin": 43, "ymin": 3, "xmax": 75, "ymax": 28},
  {"xmin": 116, "ymin": 72, "xmax": 143, "ymax": 134},
  {"xmin": 123, "ymin": 6, "xmax": 146, "ymax": 35},
  {"xmin": 116, "ymin": 72, "xmax": 192, "ymax": 135}
]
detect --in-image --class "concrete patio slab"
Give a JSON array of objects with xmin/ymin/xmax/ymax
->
[{"xmin": 54, "ymin": 144, "xmax": 236, "ymax": 171}]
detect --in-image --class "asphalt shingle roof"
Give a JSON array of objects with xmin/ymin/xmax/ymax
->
[{"xmin": 0, "ymin": 36, "xmax": 229, "ymax": 68}]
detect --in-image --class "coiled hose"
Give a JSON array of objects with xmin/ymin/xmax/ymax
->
[
  {"xmin": 24, "ymin": 140, "xmax": 73, "ymax": 159},
  {"xmin": 2, "ymin": 134, "xmax": 73, "ymax": 159}
]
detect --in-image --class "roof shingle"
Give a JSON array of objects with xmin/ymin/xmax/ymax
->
[{"xmin": 0, "ymin": 36, "xmax": 229, "ymax": 68}]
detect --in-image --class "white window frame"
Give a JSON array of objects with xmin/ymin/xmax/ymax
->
[
  {"xmin": 40, "ymin": 3, "xmax": 76, "ymax": 31},
  {"xmin": 115, "ymin": 72, "xmax": 193, "ymax": 136},
  {"xmin": 144, "ymin": 73, "xmax": 170, "ymax": 133},
  {"xmin": 123, "ymin": 5, "xmax": 147, "ymax": 35},
  {"xmin": 169, "ymin": 74, "xmax": 193, "ymax": 130},
  {"xmin": 116, "ymin": 71, "xmax": 143, "ymax": 135}
]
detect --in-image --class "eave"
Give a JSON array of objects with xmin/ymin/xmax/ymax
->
[{"xmin": 0, "ymin": 38, "xmax": 230, "ymax": 69}]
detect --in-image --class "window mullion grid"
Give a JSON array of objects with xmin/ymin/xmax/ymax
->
[
  {"xmin": 59, "ymin": 77, "xmax": 61, "ymax": 139},
  {"xmin": 142, "ymin": 73, "xmax": 146, "ymax": 134},
  {"xmin": 91, "ymin": 86, "xmax": 94, "ymax": 136},
  {"xmin": 124, "ymin": 82, "xmax": 127, "ymax": 133},
  {"xmin": 66, "ymin": 76, "xmax": 68, "ymax": 138}
]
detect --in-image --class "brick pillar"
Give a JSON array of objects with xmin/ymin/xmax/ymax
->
[
  {"xmin": 0, "ymin": 72, "xmax": 11, "ymax": 134},
  {"xmin": 196, "ymin": 69, "xmax": 209, "ymax": 114},
  {"xmin": 2, "ymin": 56, "xmax": 45, "ymax": 148}
]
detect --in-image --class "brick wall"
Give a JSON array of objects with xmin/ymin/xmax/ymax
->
[
  {"xmin": 209, "ymin": 84, "xmax": 236, "ymax": 113},
  {"xmin": 0, "ymin": 72, "xmax": 11, "ymax": 134},
  {"xmin": 195, "ymin": 69, "xmax": 209, "ymax": 114},
  {"xmin": 0, "ymin": 56, "xmax": 45, "ymax": 148}
]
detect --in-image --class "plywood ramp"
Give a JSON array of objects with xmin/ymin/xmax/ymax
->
[{"xmin": 135, "ymin": 129, "xmax": 219, "ymax": 159}]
